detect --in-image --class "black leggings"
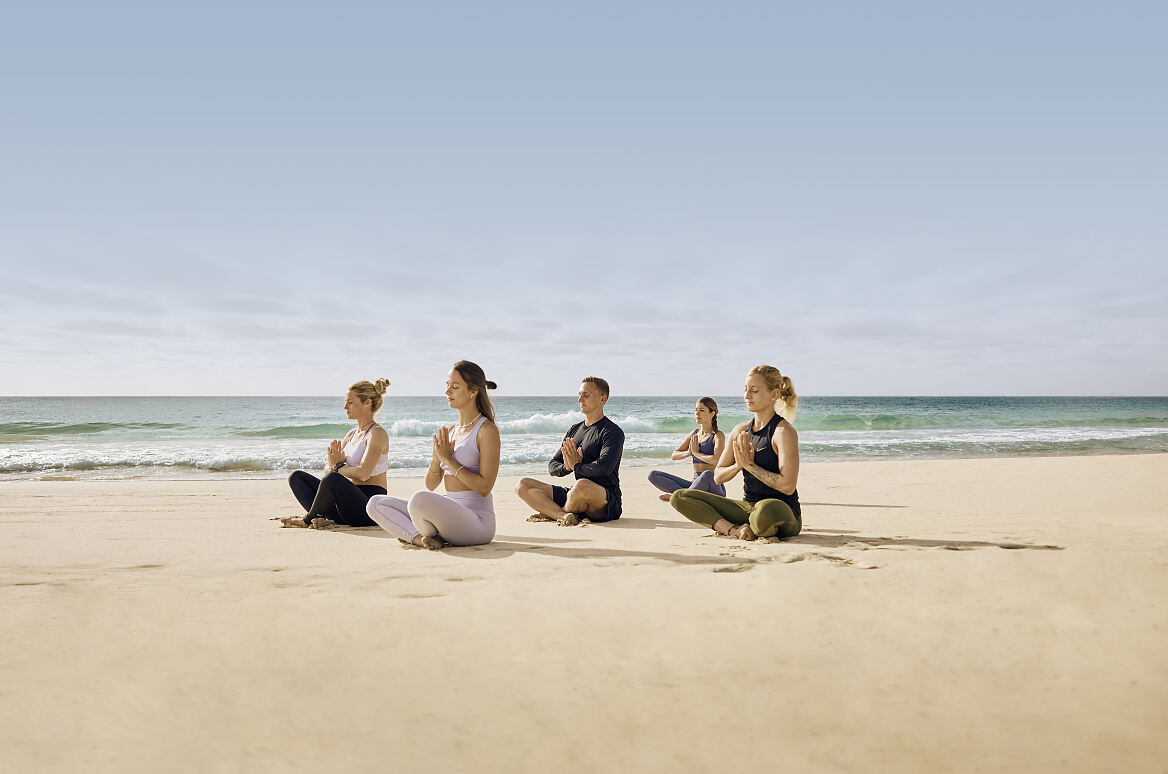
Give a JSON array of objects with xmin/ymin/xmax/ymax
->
[{"xmin": 288, "ymin": 470, "xmax": 385, "ymax": 527}]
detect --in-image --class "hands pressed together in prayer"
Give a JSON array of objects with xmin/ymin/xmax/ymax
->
[
  {"xmin": 327, "ymin": 440, "xmax": 345, "ymax": 467},
  {"xmin": 432, "ymin": 426, "xmax": 456, "ymax": 469},
  {"xmin": 561, "ymin": 438, "xmax": 583, "ymax": 471},
  {"xmin": 731, "ymin": 431, "xmax": 755, "ymax": 470},
  {"xmin": 687, "ymin": 434, "xmax": 701, "ymax": 457}
]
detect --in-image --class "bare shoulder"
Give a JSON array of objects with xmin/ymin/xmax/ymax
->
[
  {"xmin": 370, "ymin": 425, "xmax": 389, "ymax": 443},
  {"xmin": 729, "ymin": 420, "xmax": 750, "ymax": 438},
  {"xmin": 478, "ymin": 420, "xmax": 501, "ymax": 441},
  {"xmin": 776, "ymin": 419, "xmax": 799, "ymax": 442}
]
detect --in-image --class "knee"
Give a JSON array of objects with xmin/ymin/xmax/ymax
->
[
  {"xmin": 694, "ymin": 470, "xmax": 714, "ymax": 484},
  {"xmin": 567, "ymin": 480, "xmax": 604, "ymax": 511},
  {"xmin": 408, "ymin": 490, "xmax": 440, "ymax": 512},
  {"xmin": 669, "ymin": 488, "xmax": 690, "ymax": 509},
  {"xmin": 572, "ymin": 479, "xmax": 602, "ymax": 499},
  {"xmin": 752, "ymin": 501, "xmax": 797, "ymax": 536},
  {"xmin": 321, "ymin": 471, "xmax": 344, "ymax": 487},
  {"xmin": 515, "ymin": 477, "xmax": 534, "ymax": 496}
]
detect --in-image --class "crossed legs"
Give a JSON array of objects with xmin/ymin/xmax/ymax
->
[
  {"xmin": 669, "ymin": 488, "xmax": 801, "ymax": 540},
  {"xmin": 514, "ymin": 477, "xmax": 608, "ymax": 526}
]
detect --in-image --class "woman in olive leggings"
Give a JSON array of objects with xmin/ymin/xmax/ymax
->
[{"xmin": 669, "ymin": 365, "xmax": 801, "ymax": 541}]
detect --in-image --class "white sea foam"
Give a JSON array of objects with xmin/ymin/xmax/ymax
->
[
  {"xmin": 387, "ymin": 419, "xmax": 446, "ymax": 437},
  {"xmin": 612, "ymin": 415, "xmax": 658, "ymax": 433},
  {"xmin": 497, "ymin": 412, "xmax": 585, "ymax": 434}
]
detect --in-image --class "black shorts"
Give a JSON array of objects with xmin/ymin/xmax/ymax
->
[{"xmin": 551, "ymin": 482, "xmax": 622, "ymax": 522}]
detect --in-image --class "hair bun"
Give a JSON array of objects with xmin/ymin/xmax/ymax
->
[
  {"xmin": 485, "ymin": 380, "xmax": 498, "ymax": 390},
  {"xmin": 374, "ymin": 377, "xmax": 391, "ymax": 394}
]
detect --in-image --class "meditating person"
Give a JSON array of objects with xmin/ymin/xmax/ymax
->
[
  {"xmin": 647, "ymin": 397, "xmax": 726, "ymax": 501},
  {"xmin": 365, "ymin": 361, "xmax": 500, "ymax": 549},
  {"xmin": 670, "ymin": 366, "xmax": 801, "ymax": 541},
  {"xmin": 282, "ymin": 378, "xmax": 391, "ymax": 529},
  {"xmin": 515, "ymin": 377, "xmax": 624, "ymax": 526}
]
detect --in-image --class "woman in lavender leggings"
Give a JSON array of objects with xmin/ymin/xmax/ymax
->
[
  {"xmin": 366, "ymin": 361, "xmax": 500, "ymax": 549},
  {"xmin": 647, "ymin": 397, "xmax": 727, "ymax": 501}
]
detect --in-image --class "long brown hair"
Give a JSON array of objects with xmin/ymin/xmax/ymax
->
[
  {"xmin": 452, "ymin": 360, "xmax": 497, "ymax": 422},
  {"xmin": 698, "ymin": 396, "xmax": 719, "ymax": 432}
]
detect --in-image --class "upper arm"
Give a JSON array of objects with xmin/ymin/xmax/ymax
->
[
  {"xmin": 359, "ymin": 427, "xmax": 389, "ymax": 469},
  {"xmin": 674, "ymin": 432, "xmax": 693, "ymax": 453},
  {"xmin": 476, "ymin": 422, "xmax": 501, "ymax": 487},
  {"xmin": 776, "ymin": 423, "xmax": 799, "ymax": 486},
  {"xmin": 606, "ymin": 426, "xmax": 625, "ymax": 455}
]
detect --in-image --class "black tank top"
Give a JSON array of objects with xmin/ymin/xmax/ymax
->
[{"xmin": 742, "ymin": 413, "xmax": 800, "ymax": 515}]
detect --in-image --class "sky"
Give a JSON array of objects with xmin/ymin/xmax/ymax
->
[{"xmin": 1, "ymin": 1, "xmax": 1165, "ymax": 396}]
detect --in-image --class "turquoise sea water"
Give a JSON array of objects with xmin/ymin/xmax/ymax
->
[{"xmin": 1, "ymin": 396, "xmax": 1166, "ymax": 481}]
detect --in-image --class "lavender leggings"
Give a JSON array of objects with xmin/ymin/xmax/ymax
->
[
  {"xmin": 366, "ymin": 490, "xmax": 495, "ymax": 547},
  {"xmin": 647, "ymin": 469, "xmax": 726, "ymax": 497}
]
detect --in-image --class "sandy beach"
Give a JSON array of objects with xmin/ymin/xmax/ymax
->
[{"xmin": 2, "ymin": 454, "xmax": 1166, "ymax": 773}]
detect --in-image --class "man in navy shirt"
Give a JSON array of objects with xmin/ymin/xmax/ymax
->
[{"xmin": 515, "ymin": 377, "xmax": 625, "ymax": 526}]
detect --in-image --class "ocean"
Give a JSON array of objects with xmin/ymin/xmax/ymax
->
[{"xmin": 1, "ymin": 396, "xmax": 1166, "ymax": 481}]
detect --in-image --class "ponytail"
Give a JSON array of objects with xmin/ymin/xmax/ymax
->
[{"xmin": 747, "ymin": 365, "xmax": 798, "ymax": 420}]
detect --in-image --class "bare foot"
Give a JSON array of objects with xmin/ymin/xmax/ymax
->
[
  {"xmin": 658, "ymin": 494, "xmax": 671, "ymax": 502},
  {"xmin": 712, "ymin": 518, "xmax": 735, "ymax": 537},
  {"xmin": 279, "ymin": 517, "xmax": 309, "ymax": 528},
  {"xmin": 732, "ymin": 524, "xmax": 757, "ymax": 541},
  {"xmin": 557, "ymin": 513, "xmax": 581, "ymax": 527},
  {"xmin": 309, "ymin": 517, "xmax": 336, "ymax": 530},
  {"xmin": 527, "ymin": 513, "xmax": 556, "ymax": 523},
  {"xmin": 413, "ymin": 534, "xmax": 444, "ymax": 550}
]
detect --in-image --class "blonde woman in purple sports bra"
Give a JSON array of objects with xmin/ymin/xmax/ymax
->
[{"xmin": 365, "ymin": 361, "xmax": 500, "ymax": 549}]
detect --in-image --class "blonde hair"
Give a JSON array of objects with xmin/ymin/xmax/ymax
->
[
  {"xmin": 748, "ymin": 365, "xmax": 797, "ymax": 420},
  {"xmin": 349, "ymin": 378, "xmax": 390, "ymax": 414}
]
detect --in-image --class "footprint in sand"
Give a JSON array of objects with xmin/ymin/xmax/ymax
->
[{"xmin": 713, "ymin": 563, "xmax": 753, "ymax": 573}]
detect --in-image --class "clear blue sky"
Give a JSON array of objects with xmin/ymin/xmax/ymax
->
[{"xmin": 1, "ymin": 1, "xmax": 1165, "ymax": 396}]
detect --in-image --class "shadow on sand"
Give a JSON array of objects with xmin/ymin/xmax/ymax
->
[
  {"xmin": 797, "ymin": 529, "xmax": 1063, "ymax": 551},
  {"xmin": 323, "ymin": 525, "xmax": 1062, "ymax": 559},
  {"xmin": 802, "ymin": 502, "xmax": 909, "ymax": 509}
]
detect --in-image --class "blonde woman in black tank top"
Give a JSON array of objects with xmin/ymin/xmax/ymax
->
[{"xmin": 669, "ymin": 366, "xmax": 801, "ymax": 541}]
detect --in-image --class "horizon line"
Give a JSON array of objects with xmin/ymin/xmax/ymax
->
[{"xmin": 2, "ymin": 394, "xmax": 1166, "ymax": 400}]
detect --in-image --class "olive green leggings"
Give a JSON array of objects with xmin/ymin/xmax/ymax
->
[{"xmin": 670, "ymin": 488, "xmax": 801, "ymax": 539}]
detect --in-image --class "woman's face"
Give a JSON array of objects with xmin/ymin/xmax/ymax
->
[
  {"xmin": 743, "ymin": 375, "xmax": 780, "ymax": 413},
  {"xmin": 445, "ymin": 370, "xmax": 477, "ymax": 410},
  {"xmin": 343, "ymin": 390, "xmax": 369, "ymax": 419},
  {"xmin": 694, "ymin": 402, "xmax": 713, "ymax": 427}
]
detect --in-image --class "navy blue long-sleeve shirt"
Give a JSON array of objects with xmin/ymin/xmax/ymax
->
[{"xmin": 548, "ymin": 416, "xmax": 624, "ymax": 496}]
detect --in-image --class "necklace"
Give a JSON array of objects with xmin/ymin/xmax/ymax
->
[{"xmin": 457, "ymin": 413, "xmax": 482, "ymax": 430}]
